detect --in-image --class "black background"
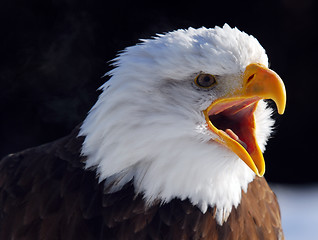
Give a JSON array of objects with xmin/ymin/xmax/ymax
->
[{"xmin": 1, "ymin": 0, "xmax": 317, "ymax": 183}]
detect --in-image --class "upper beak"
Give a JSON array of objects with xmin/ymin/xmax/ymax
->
[
  {"xmin": 204, "ymin": 63, "xmax": 286, "ymax": 176},
  {"xmin": 242, "ymin": 63, "xmax": 286, "ymax": 115}
]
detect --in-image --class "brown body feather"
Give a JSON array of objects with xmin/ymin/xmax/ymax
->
[{"xmin": 0, "ymin": 126, "xmax": 284, "ymax": 240}]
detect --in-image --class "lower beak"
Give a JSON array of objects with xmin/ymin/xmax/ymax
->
[{"xmin": 204, "ymin": 63, "xmax": 286, "ymax": 176}]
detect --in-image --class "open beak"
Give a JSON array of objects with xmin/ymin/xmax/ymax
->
[{"xmin": 204, "ymin": 63, "xmax": 286, "ymax": 176}]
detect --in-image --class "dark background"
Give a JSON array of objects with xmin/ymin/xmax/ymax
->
[{"xmin": 1, "ymin": 0, "xmax": 317, "ymax": 183}]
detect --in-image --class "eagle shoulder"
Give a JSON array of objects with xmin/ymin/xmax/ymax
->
[{"xmin": 0, "ymin": 126, "xmax": 283, "ymax": 240}]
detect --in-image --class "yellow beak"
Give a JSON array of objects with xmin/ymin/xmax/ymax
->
[{"xmin": 204, "ymin": 63, "xmax": 286, "ymax": 176}]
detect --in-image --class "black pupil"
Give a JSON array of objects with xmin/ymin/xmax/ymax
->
[{"xmin": 198, "ymin": 74, "xmax": 214, "ymax": 87}]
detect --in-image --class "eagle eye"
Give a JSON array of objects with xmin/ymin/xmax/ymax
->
[{"xmin": 195, "ymin": 73, "xmax": 216, "ymax": 89}]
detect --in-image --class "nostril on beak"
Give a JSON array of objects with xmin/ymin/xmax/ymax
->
[{"xmin": 246, "ymin": 74, "xmax": 255, "ymax": 85}]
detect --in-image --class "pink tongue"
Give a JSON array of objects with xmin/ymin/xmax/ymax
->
[
  {"xmin": 225, "ymin": 129, "xmax": 247, "ymax": 150},
  {"xmin": 225, "ymin": 129, "xmax": 239, "ymax": 140}
]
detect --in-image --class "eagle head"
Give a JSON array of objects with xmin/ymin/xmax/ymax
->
[{"xmin": 79, "ymin": 24, "xmax": 286, "ymax": 224}]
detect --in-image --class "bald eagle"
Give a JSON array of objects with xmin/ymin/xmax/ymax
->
[{"xmin": 0, "ymin": 24, "xmax": 286, "ymax": 239}]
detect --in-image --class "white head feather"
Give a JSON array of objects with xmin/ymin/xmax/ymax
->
[{"xmin": 79, "ymin": 24, "xmax": 274, "ymax": 224}]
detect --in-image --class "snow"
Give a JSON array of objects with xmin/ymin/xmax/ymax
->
[{"xmin": 271, "ymin": 184, "xmax": 318, "ymax": 240}]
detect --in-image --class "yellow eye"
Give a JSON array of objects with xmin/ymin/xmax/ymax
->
[{"xmin": 195, "ymin": 73, "xmax": 217, "ymax": 89}]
